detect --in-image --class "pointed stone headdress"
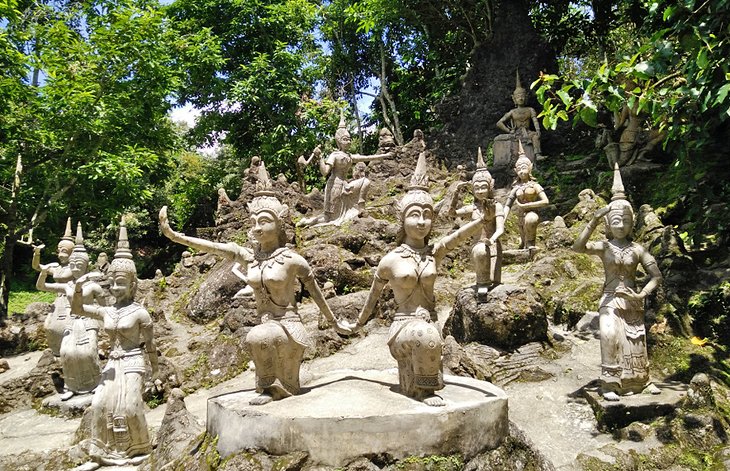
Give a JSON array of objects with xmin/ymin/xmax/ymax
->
[
  {"xmin": 247, "ymin": 159, "xmax": 288, "ymax": 219},
  {"xmin": 70, "ymin": 222, "xmax": 89, "ymax": 262},
  {"xmin": 607, "ymin": 162, "xmax": 634, "ymax": 222},
  {"xmin": 334, "ymin": 108, "xmax": 350, "ymax": 142},
  {"xmin": 471, "ymin": 147, "xmax": 494, "ymax": 185},
  {"xmin": 58, "ymin": 217, "xmax": 75, "ymax": 251},
  {"xmin": 515, "ymin": 140, "xmax": 533, "ymax": 170},
  {"xmin": 514, "ymin": 69, "xmax": 526, "ymax": 95},
  {"xmin": 109, "ymin": 216, "xmax": 137, "ymax": 276},
  {"xmin": 397, "ymin": 151, "xmax": 433, "ymax": 216}
]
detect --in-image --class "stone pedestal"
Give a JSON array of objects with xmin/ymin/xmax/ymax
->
[
  {"xmin": 41, "ymin": 393, "xmax": 93, "ymax": 417},
  {"xmin": 207, "ymin": 369, "xmax": 508, "ymax": 466},
  {"xmin": 581, "ymin": 381, "xmax": 688, "ymax": 431},
  {"xmin": 493, "ymin": 135, "xmax": 535, "ymax": 168}
]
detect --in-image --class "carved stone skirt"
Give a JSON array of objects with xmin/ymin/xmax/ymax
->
[
  {"xmin": 388, "ymin": 313, "xmax": 444, "ymax": 396},
  {"xmin": 60, "ymin": 316, "xmax": 101, "ymax": 394}
]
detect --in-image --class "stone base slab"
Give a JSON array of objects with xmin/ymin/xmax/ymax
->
[
  {"xmin": 581, "ymin": 380, "xmax": 687, "ymax": 431},
  {"xmin": 41, "ymin": 392, "xmax": 93, "ymax": 417},
  {"xmin": 207, "ymin": 369, "xmax": 508, "ymax": 466}
]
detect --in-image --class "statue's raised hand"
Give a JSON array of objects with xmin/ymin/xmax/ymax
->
[
  {"xmin": 158, "ymin": 206, "xmax": 175, "ymax": 237},
  {"xmin": 39, "ymin": 262, "xmax": 59, "ymax": 272},
  {"xmin": 593, "ymin": 206, "xmax": 611, "ymax": 221}
]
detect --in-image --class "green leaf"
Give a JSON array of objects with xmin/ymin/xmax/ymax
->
[
  {"xmin": 697, "ymin": 48, "xmax": 709, "ymax": 69},
  {"xmin": 556, "ymin": 89, "xmax": 572, "ymax": 107},
  {"xmin": 580, "ymin": 106, "xmax": 598, "ymax": 127}
]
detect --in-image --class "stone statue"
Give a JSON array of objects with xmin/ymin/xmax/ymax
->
[
  {"xmin": 37, "ymin": 222, "xmax": 104, "ymax": 399},
  {"xmin": 32, "ymin": 218, "xmax": 75, "ymax": 356},
  {"xmin": 243, "ymin": 155, "xmax": 262, "ymax": 182},
  {"xmin": 573, "ymin": 164, "xmax": 662, "ymax": 401},
  {"xmin": 377, "ymin": 127, "xmax": 397, "ymax": 154},
  {"xmin": 70, "ymin": 218, "xmax": 157, "ymax": 465},
  {"xmin": 345, "ymin": 152, "xmax": 488, "ymax": 406},
  {"xmin": 298, "ymin": 113, "xmax": 393, "ymax": 227},
  {"xmin": 494, "ymin": 70, "xmax": 543, "ymax": 166},
  {"xmin": 343, "ymin": 162, "xmax": 371, "ymax": 213},
  {"xmin": 504, "ymin": 142, "xmax": 549, "ymax": 249},
  {"xmin": 94, "ymin": 252, "xmax": 110, "ymax": 275},
  {"xmin": 160, "ymin": 161, "xmax": 349, "ymax": 405},
  {"xmin": 451, "ymin": 148, "xmax": 505, "ymax": 302}
]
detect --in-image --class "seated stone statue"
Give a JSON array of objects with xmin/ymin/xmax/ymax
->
[
  {"xmin": 32, "ymin": 218, "xmax": 75, "ymax": 357},
  {"xmin": 344, "ymin": 152, "xmax": 487, "ymax": 406},
  {"xmin": 37, "ymin": 222, "xmax": 104, "ymax": 400},
  {"xmin": 503, "ymin": 143, "xmax": 549, "ymax": 249},
  {"xmin": 450, "ymin": 148, "xmax": 505, "ymax": 302},
  {"xmin": 160, "ymin": 161, "xmax": 349, "ymax": 404},
  {"xmin": 494, "ymin": 70, "xmax": 542, "ymax": 167},
  {"xmin": 71, "ymin": 218, "xmax": 157, "ymax": 465},
  {"xmin": 298, "ymin": 113, "xmax": 393, "ymax": 227},
  {"xmin": 573, "ymin": 164, "xmax": 662, "ymax": 401}
]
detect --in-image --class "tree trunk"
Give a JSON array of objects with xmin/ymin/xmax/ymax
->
[{"xmin": 0, "ymin": 154, "xmax": 23, "ymax": 322}]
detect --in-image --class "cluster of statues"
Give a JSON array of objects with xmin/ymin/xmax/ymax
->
[
  {"xmin": 27, "ymin": 71, "xmax": 664, "ymax": 465},
  {"xmin": 33, "ymin": 218, "xmax": 156, "ymax": 465}
]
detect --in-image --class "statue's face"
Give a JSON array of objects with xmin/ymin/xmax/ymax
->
[
  {"xmin": 110, "ymin": 272, "xmax": 135, "ymax": 302},
  {"xmin": 607, "ymin": 209, "xmax": 632, "ymax": 240},
  {"xmin": 68, "ymin": 256, "xmax": 88, "ymax": 279},
  {"xmin": 250, "ymin": 210, "xmax": 280, "ymax": 246},
  {"xmin": 403, "ymin": 204, "xmax": 433, "ymax": 241},
  {"xmin": 57, "ymin": 241, "xmax": 74, "ymax": 264},
  {"xmin": 513, "ymin": 90, "xmax": 526, "ymax": 106},
  {"xmin": 473, "ymin": 180, "xmax": 493, "ymax": 201},
  {"xmin": 515, "ymin": 162, "xmax": 531, "ymax": 180},
  {"xmin": 336, "ymin": 133, "xmax": 351, "ymax": 151}
]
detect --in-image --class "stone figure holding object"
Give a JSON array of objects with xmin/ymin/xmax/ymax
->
[
  {"xmin": 573, "ymin": 164, "xmax": 662, "ymax": 401},
  {"xmin": 37, "ymin": 222, "xmax": 104, "ymax": 400},
  {"xmin": 160, "ymin": 161, "xmax": 349, "ymax": 405},
  {"xmin": 298, "ymin": 113, "xmax": 393, "ymax": 227},
  {"xmin": 504, "ymin": 142, "xmax": 549, "ymax": 249},
  {"xmin": 71, "ymin": 218, "xmax": 157, "ymax": 465},
  {"xmin": 450, "ymin": 148, "xmax": 505, "ymax": 302},
  {"xmin": 343, "ymin": 152, "xmax": 488, "ymax": 406}
]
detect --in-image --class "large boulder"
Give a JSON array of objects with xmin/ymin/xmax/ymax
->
[{"xmin": 444, "ymin": 284, "xmax": 548, "ymax": 350}]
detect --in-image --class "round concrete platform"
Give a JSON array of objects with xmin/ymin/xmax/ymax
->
[{"xmin": 207, "ymin": 368, "xmax": 508, "ymax": 466}]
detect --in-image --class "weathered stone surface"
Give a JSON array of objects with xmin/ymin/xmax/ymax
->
[
  {"xmin": 464, "ymin": 422, "xmax": 555, "ymax": 471},
  {"xmin": 444, "ymin": 284, "xmax": 547, "ymax": 350},
  {"xmin": 208, "ymin": 369, "xmax": 508, "ymax": 466},
  {"xmin": 41, "ymin": 392, "xmax": 93, "ymax": 418},
  {"xmin": 187, "ymin": 259, "xmax": 242, "ymax": 323},
  {"xmin": 147, "ymin": 388, "xmax": 204, "ymax": 470},
  {"xmin": 581, "ymin": 381, "xmax": 688, "ymax": 431},
  {"xmin": 0, "ymin": 349, "xmax": 60, "ymax": 414}
]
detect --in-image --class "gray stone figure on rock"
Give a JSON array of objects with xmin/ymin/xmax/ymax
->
[
  {"xmin": 32, "ymin": 217, "xmax": 75, "ymax": 356},
  {"xmin": 450, "ymin": 148, "xmax": 505, "ymax": 302},
  {"xmin": 160, "ymin": 161, "xmax": 349, "ymax": 405},
  {"xmin": 345, "ymin": 152, "xmax": 488, "ymax": 406},
  {"xmin": 71, "ymin": 217, "xmax": 157, "ymax": 465},
  {"xmin": 504, "ymin": 142, "xmax": 549, "ymax": 249},
  {"xmin": 36, "ymin": 222, "xmax": 104, "ymax": 400},
  {"xmin": 494, "ymin": 70, "xmax": 542, "ymax": 166},
  {"xmin": 298, "ymin": 113, "xmax": 393, "ymax": 227},
  {"xmin": 573, "ymin": 163, "xmax": 662, "ymax": 401}
]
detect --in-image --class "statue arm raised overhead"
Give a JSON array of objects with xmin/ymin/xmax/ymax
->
[
  {"xmin": 36, "ymin": 262, "xmax": 65, "ymax": 294},
  {"xmin": 572, "ymin": 207, "xmax": 609, "ymax": 256}
]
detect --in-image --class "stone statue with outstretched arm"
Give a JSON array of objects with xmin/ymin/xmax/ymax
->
[
  {"xmin": 343, "ymin": 152, "xmax": 489, "ymax": 407},
  {"xmin": 70, "ymin": 218, "xmax": 157, "ymax": 466},
  {"xmin": 160, "ymin": 161, "xmax": 350, "ymax": 405},
  {"xmin": 37, "ymin": 222, "xmax": 104, "ymax": 399},
  {"xmin": 573, "ymin": 163, "xmax": 662, "ymax": 401},
  {"xmin": 496, "ymin": 69, "xmax": 542, "ymax": 159}
]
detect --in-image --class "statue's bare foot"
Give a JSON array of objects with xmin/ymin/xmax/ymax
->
[
  {"xmin": 59, "ymin": 390, "xmax": 74, "ymax": 401},
  {"xmin": 643, "ymin": 383, "xmax": 661, "ymax": 395},
  {"xmin": 249, "ymin": 393, "xmax": 273, "ymax": 405},
  {"xmin": 421, "ymin": 394, "xmax": 446, "ymax": 407},
  {"xmin": 602, "ymin": 391, "xmax": 620, "ymax": 402}
]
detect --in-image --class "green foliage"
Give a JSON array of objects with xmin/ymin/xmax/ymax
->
[
  {"xmin": 688, "ymin": 282, "xmax": 730, "ymax": 344},
  {"xmin": 397, "ymin": 454, "xmax": 463, "ymax": 471},
  {"xmin": 8, "ymin": 287, "xmax": 55, "ymax": 316}
]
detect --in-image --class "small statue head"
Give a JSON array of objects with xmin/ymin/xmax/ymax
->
[
  {"xmin": 353, "ymin": 161, "xmax": 368, "ymax": 179},
  {"xmin": 334, "ymin": 111, "xmax": 351, "ymax": 151},
  {"xmin": 96, "ymin": 252, "xmax": 108, "ymax": 267},
  {"xmin": 512, "ymin": 70, "xmax": 527, "ymax": 106},
  {"xmin": 605, "ymin": 163, "xmax": 634, "ymax": 240},
  {"xmin": 472, "ymin": 147, "xmax": 494, "ymax": 201},
  {"xmin": 251, "ymin": 155, "xmax": 261, "ymax": 167},
  {"xmin": 109, "ymin": 217, "xmax": 138, "ymax": 301},
  {"xmin": 247, "ymin": 160, "xmax": 289, "ymax": 247},
  {"xmin": 69, "ymin": 222, "xmax": 90, "ymax": 280},
  {"xmin": 57, "ymin": 217, "xmax": 75, "ymax": 264},
  {"xmin": 396, "ymin": 152, "xmax": 433, "ymax": 243},
  {"xmin": 515, "ymin": 155, "xmax": 533, "ymax": 181}
]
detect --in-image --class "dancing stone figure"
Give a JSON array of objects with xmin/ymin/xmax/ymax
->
[
  {"xmin": 298, "ymin": 113, "xmax": 393, "ymax": 227},
  {"xmin": 160, "ymin": 161, "xmax": 349, "ymax": 405},
  {"xmin": 71, "ymin": 218, "xmax": 157, "ymax": 465},
  {"xmin": 37, "ymin": 222, "xmax": 104, "ymax": 399},
  {"xmin": 504, "ymin": 142, "xmax": 549, "ymax": 249},
  {"xmin": 451, "ymin": 148, "xmax": 505, "ymax": 302},
  {"xmin": 347, "ymin": 152, "xmax": 487, "ymax": 406},
  {"xmin": 573, "ymin": 164, "xmax": 662, "ymax": 401}
]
